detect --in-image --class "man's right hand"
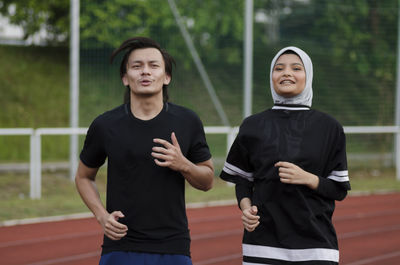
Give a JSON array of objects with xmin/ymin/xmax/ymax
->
[{"xmin": 99, "ymin": 211, "xmax": 128, "ymax": 240}]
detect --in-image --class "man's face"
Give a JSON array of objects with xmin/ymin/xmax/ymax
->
[{"xmin": 122, "ymin": 48, "xmax": 171, "ymax": 98}]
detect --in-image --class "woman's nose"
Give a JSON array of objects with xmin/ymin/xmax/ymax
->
[{"xmin": 282, "ymin": 69, "xmax": 292, "ymax": 76}]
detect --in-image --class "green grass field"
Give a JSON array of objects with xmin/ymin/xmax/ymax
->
[{"xmin": 1, "ymin": 166, "xmax": 399, "ymax": 222}]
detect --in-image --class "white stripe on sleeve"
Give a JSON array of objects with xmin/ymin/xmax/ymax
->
[
  {"xmin": 327, "ymin": 170, "xmax": 349, "ymax": 182},
  {"xmin": 223, "ymin": 162, "xmax": 254, "ymax": 182}
]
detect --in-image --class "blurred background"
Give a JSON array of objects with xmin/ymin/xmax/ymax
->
[{"xmin": 0, "ymin": 0, "xmax": 400, "ymax": 220}]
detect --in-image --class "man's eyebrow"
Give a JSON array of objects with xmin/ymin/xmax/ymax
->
[{"xmin": 130, "ymin": 59, "xmax": 161, "ymax": 64}]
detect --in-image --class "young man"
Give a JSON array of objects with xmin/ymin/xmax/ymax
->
[{"xmin": 75, "ymin": 37, "xmax": 214, "ymax": 265}]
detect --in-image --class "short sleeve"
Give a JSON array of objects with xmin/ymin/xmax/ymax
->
[
  {"xmin": 79, "ymin": 118, "xmax": 107, "ymax": 168},
  {"xmin": 186, "ymin": 115, "xmax": 212, "ymax": 164}
]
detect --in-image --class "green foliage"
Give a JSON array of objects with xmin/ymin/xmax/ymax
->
[
  {"xmin": 0, "ymin": 0, "xmax": 69, "ymax": 44},
  {"xmin": 80, "ymin": 0, "xmax": 245, "ymax": 67},
  {"xmin": 1, "ymin": 0, "xmax": 245, "ymax": 66},
  {"xmin": 271, "ymin": 0, "xmax": 398, "ymax": 125}
]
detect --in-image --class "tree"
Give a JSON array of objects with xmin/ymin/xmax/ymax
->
[
  {"xmin": 80, "ymin": 0, "xmax": 245, "ymax": 65},
  {"xmin": 308, "ymin": 0, "xmax": 398, "ymax": 125},
  {"xmin": 0, "ymin": 0, "xmax": 69, "ymax": 44},
  {"xmin": 0, "ymin": 0, "xmax": 247, "ymax": 65}
]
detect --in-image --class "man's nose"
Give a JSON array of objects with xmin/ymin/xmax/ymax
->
[{"xmin": 141, "ymin": 65, "xmax": 150, "ymax": 74}]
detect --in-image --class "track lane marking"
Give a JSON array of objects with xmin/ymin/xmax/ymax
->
[
  {"xmin": 344, "ymin": 250, "xmax": 400, "ymax": 265},
  {"xmin": 23, "ymin": 251, "xmax": 100, "ymax": 265}
]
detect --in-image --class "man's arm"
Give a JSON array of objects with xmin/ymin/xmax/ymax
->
[
  {"xmin": 180, "ymin": 158, "xmax": 214, "ymax": 191},
  {"xmin": 152, "ymin": 132, "xmax": 214, "ymax": 191},
  {"xmin": 75, "ymin": 160, "xmax": 128, "ymax": 240}
]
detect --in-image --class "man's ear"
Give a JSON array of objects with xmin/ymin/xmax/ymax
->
[
  {"xmin": 164, "ymin": 74, "xmax": 171, "ymax": 85},
  {"xmin": 122, "ymin": 74, "xmax": 129, "ymax": 86}
]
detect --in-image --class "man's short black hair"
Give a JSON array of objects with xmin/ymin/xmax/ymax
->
[{"xmin": 110, "ymin": 37, "xmax": 176, "ymax": 103}]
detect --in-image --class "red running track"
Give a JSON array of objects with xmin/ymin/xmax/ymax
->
[{"xmin": 1, "ymin": 193, "xmax": 400, "ymax": 265}]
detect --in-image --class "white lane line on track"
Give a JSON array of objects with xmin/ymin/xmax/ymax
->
[
  {"xmin": 0, "ymin": 228, "xmax": 242, "ymax": 248},
  {"xmin": 192, "ymin": 229, "xmax": 242, "ymax": 240},
  {"xmin": 21, "ymin": 251, "xmax": 241, "ymax": 265},
  {"xmin": 189, "ymin": 214, "xmax": 239, "ymax": 224},
  {"xmin": 0, "ymin": 212, "xmax": 94, "ymax": 227},
  {"xmin": 334, "ymin": 209, "xmax": 400, "ymax": 222},
  {"xmin": 344, "ymin": 250, "xmax": 400, "ymax": 265},
  {"xmin": 338, "ymin": 224, "xmax": 400, "ymax": 239},
  {"xmin": 0, "ymin": 230, "xmax": 101, "ymax": 248},
  {"xmin": 195, "ymin": 253, "xmax": 242, "ymax": 265},
  {"xmin": 23, "ymin": 251, "xmax": 101, "ymax": 265},
  {"xmin": 187, "ymin": 200, "xmax": 236, "ymax": 208}
]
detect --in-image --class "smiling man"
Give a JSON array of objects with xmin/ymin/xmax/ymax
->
[{"xmin": 75, "ymin": 37, "xmax": 214, "ymax": 265}]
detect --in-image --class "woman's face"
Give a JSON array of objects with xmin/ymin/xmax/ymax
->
[{"xmin": 272, "ymin": 53, "xmax": 306, "ymax": 98}]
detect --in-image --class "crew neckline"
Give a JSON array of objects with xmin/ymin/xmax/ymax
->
[
  {"xmin": 125, "ymin": 102, "xmax": 168, "ymax": 122},
  {"xmin": 272, "ymin": 104, "xmax": 310, "ymax": 111}
]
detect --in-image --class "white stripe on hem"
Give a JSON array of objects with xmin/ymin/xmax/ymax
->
[
  {"xmin": 243, "ymin": 243, "xmax": 339, "ymax": 262},
  {"xmin": 223, "ymin": 162, "xmax": 254, "ymax": 182},
  {"xmin": 242, "ymin": 261, "xmax": 273, "ymax": 265}
]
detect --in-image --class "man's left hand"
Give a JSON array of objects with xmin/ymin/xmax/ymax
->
[{"xmin": 152, "ymin": 132, "xmax": 189, "ymax": 172}]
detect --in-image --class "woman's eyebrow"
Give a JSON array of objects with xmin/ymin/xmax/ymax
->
[{"xmin": 274, "ymin": 62, "xmax": 303, "ymax": 66}]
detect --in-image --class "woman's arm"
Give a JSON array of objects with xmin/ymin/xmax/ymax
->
[
  {"xmin": 239, "ymin": 197, "xmax": 260, "ymax": 232},
  {"xmin": 275, "ymin": 161, "xmax": 347, "ymax": 201}
]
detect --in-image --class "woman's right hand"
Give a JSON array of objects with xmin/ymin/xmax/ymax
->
[
  {"xmin": 99, "ymin": 211, "xmax": 128, "ymax": 240},
  {"xmin": 242, "ymin": 205, "xmax": 260, "ymax": 232}
]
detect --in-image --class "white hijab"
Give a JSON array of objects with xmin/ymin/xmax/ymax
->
[{"xmin": 269, "ymin": 46, "xmax": 313, "ymax": 107}]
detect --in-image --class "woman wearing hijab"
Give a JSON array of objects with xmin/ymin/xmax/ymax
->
[{"xmin": 220, "ymin": 47, "xmax": 350, "ymax": 265}]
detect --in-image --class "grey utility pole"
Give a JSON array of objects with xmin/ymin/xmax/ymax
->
[
  {"xmin": 243, "ymin": 0, "xmax": 253, "ymax": 118},
  {"xmin": 69, "ymin": 0, "xmax": 80, "ymax": 181}
]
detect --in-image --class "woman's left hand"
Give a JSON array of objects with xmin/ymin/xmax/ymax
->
[{"xmin": 274, "ymin": 161, "xmax": 319, "ymax": 190}]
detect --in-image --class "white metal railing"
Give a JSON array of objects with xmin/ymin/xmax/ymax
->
[{"xmin": 0, "ymin": 126, "xmax": 399, "ymax": 199}]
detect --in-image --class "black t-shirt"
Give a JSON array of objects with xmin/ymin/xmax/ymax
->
[
  {"xmin": 220, "ymin": 105, "xmax": 350, "ymax": 265},
  {"xmin": 80, "ymin": 102, "xmax": 211, "ymax": 256}
]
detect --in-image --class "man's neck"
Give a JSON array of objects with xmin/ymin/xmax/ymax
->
[{"xmin": 130, "ymin": 94, "xmax": 164, "ymax": 120}]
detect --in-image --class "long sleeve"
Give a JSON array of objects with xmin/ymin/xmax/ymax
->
[
  {"xmin": 316, "ymin": 125, "xmax": 350, "ymax": 201},
  {"xmin": 220, "ymin": 129, "xmax": 255, "ymax": 206}
]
